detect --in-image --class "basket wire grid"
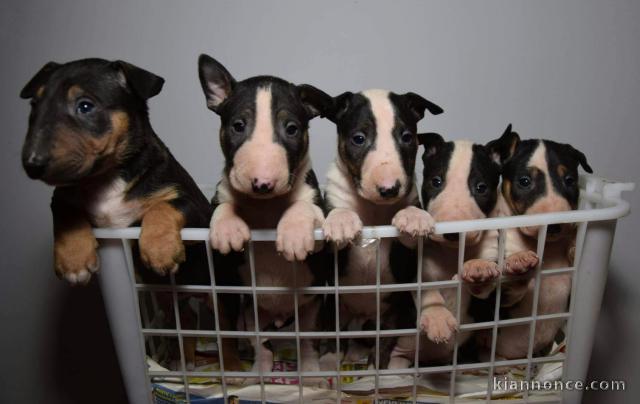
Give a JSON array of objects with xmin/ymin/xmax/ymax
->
[{"xmin": 92, "ymin": 175, "xmax": 634, "ymax": 404}]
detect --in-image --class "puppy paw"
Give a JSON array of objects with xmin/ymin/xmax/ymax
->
[
  {"xmin": 462, "ymin": 259, "xmax": 500, "ymax": 283},
  {"xmin": 276, "ymin": 215, "xmax": 315, "ymax": 261},
  {"xmin": 504, "ymin": 250, "xmax": 539, "ymax": 276},
  {"xmin": 461, "ymin": 259, "xmax": 499, "ymax": 298},
  {"xmin": 139, "ymin": 228, "xmax": 185, "ymax": 275},
  {"xmin": 420, "ymin": 307, "xmax": 458, "ymax": 344},
  {"xmin": 54, "ymin": 236, "xmax": 99, "ymax": 285},
  {"xmin": 323, "ymin": 208, "xmax": 362, "ymax": 247},
  {"xmin": 210, "ymin": 216, "xmax": 250, "ymax": 254},
  {"xmin": 392, "ymin": 206, "xmax": 435, "ymax": 237}
]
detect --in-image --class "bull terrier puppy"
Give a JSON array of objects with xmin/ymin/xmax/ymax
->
[
  {"xmin": 20, "ymin": 58, "xmax": 242, "ymax": 372},
  {"xmin": 198, "ymin": 54, "xmax": 331, "ymax": 382},
  {"xmin": 481, "ymin": 125, "xmax": 593, "ymax": 361},
  {"xmin": 416, "ymin": 133, "xmax": 502, "ymax": 364},
  {"xmin": 321, "ymin": 89, "xmax": 443, "ymax": 369}
]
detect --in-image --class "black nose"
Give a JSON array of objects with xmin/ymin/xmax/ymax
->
[
  {"xmin": 252, "ymin": 182, "xmax": 274, "ymax": 194},
  {"xmin": 377, "ymin": 181, "xmax": 401, "ymax": 199},
  {"xmin": 547, "ymin": 224, "xmax": 562, "ymax": 234},
  {"xmin": 444, "ymin": 233, "xmax": 459, "ymax": 242},
  {"xmin": 23, "ymin": 153, "xmax": 48, "ymax": 179}
]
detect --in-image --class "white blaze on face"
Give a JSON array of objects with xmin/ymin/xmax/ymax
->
[
  {"xmin": 520, "ymin": 142, "xmax": 572, "ymax": 237},
  {"xmin": 359, "ymin": 89, "xmax": 406, "ymax": 203},
  {"xmin": 428, "ymin": 141, "xmax": 485, "ymax": 244},
  {"xmin": 229, "ymin": 86, "xmax": 290, "ymax": 197}
]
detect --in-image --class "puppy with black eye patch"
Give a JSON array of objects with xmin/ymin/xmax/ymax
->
[
  {"xmin": 19, "ymin": 58, "xmax": 243, "ymax": 373},
  {"xmin": 479, "ymin": 125, "xmax": 593, "ymax": 362},
  {"xmin": 198, "ymin": 54, "xmax": 331, "ymax": 381},
  {"xmin": 415, "ymin": 133, "xmax": 503, "ymax": 364},
  {"xmin": 320, "ymin": 89, "xmax": 443, "ymax": 369}
]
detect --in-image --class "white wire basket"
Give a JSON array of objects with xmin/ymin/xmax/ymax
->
[{"xmin": 93, "ymin": 175, "xmax": 633, "ymax": 404}]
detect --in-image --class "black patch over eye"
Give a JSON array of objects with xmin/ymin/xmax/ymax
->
[
  {"xmin": 76, "ymin": 100, "xmax": 95, "ymax": 114},
  {"xmin": 564, "ymin": 175, "xmax": 576, "ymax": 187},
  {"xmin": 400, "ymin": 130, "xmax": 413, "ymax": 144},
  {"xmin": 285, "ymin": 122, "xmax": 299, "ymax": 136},
  {"xmin": 518, "ymin": 175, "xmax": 532, "ymax": 188},
  {"xmin": 232, "ymin": 120, "xmax": 246, "ymax": 134},
  {"xmin": 432, "ymin": 176, "xmax": 443, "ymax": 188},
  {"xmin": 351, "ymin": 132, "xmax": 366, "ymax": 146},
  {"xmin": 476, "ymin": 182, "xmax": 488, "ymax": 195}
]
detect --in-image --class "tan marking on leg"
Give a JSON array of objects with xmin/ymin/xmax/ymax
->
[
  {"xmin": 53, "ymin": 200, "xmax": 99, "ymax": 285},
  {"xmin": 139, "ymin": 202, "xmax": 186, "ymax": 275}
]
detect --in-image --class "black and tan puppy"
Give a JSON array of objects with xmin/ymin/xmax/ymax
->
[
  {"xmin": 321, "ymin": 89, "xmax": 443, "ymax": 369},
  {"xmin": 20, "ymin": 58, "xmax": 242, "ymax": 371},
  {"xmin": 198, "ymin": 54, "xmax": 330, "ymax": 380},
  {"xmin": 481, "ymin": 125, "xmax": 593, "ymax": 361}
]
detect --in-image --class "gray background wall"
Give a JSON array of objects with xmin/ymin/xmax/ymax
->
[{"xmin": 1, "ymin": 0, "xmax": 638, "ymax": 402}]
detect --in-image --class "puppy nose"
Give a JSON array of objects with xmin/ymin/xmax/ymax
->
[
  {"xmin": 547, "ymin": 224, "xmax": 562, "ymax": 234},
  {"xmin": 443, "ymin": 233, "xmax": 459, "ymax": 242},
  {"xmin": 252, "ymin": 178, "xmax": 274, "ymax": 194},
  {"xmin": 23, "ymin": 153, "xmax": 48, "ymax": 179},
  {"xmin": 377, "ymin": 181, "xmax": 400, "ymax": 199}
]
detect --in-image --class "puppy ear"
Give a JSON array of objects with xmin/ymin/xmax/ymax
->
[
  {"xmin": 565, "ymin": 144, "xmax": 593, "ymax": 174},
  {"xmin": 198, "ymin": 54, "xmax": 236, "ymax": 113},
  {"xmin": 20, "ymin": 61, "xmax": 61, "ymax": 99},
  {"xmin": 417, "ymin": 132, "xmax": 445, "ymax": 157},
  {"xmin": 486, "ymin": 124, "xmax": 520, "ymax": 165},
  {"xmin": 112, "ymin": 60, "xmax": 165, "ymax": 100},
  {"xmin": 401, "ymin": 92, "xmax": 444, "ymax": 120},
  {"xmin": 326, "ymin": 91, "xmax": 353, "ymax": 123},
  {"xmin": 297, "ymin": 84, "xmax": 333, "ymax": 119}
]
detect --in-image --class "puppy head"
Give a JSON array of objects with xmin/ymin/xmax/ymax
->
[
  {"xmin": 419, "ymin": 133, "xmax": 500, "ymax": 246},
  {"xmin": 488, "ymin": 124, "xmax": 593, "ymax": 240},
  {"xmin": 198, "ymin": 54, "xmax": 331, "ymax": 198},
  {"xmin": 20, "ymin": 58, "xmax": 164, "ymax": 185},
  {"xmin": 327, "ymin": 89, "xmax": 443, "ymax": 204}
]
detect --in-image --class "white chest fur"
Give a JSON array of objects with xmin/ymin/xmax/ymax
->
[{"xmin": 86, "ymin": 178, "xmax": 144, "ymax": 228}]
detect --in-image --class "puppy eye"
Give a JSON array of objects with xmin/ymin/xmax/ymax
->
[
  {"xmin": 400, "ymin": 130, "xmax": 413, "ymax": 144},
  {"xmin": 564, "ymin": 175, "xmax": 576, "ymax": 187},
  {"xmin": 285, "ymin": 122, "xmax": 299, "ymax": 136},
  {"xmin": 232, "ymin": 120, "xmax": 246, "ymax": 134},
  {"xmin": 351, "ymin": 132, "xmax": 366, "ymax": 146},
  {"xmin": 518, "ymin": 175, "xmax": 532, "ymax": 188},
  {"xmin": 476, "ymin": 182, "xmax": 488, "ymax": 195},
  {"xmin": 431, "ymin": 176, "xmax": 443, "ymax": 188},
  {"xmin": 76, "ymin": 100, "xmax": 95, "ymax": 114}
]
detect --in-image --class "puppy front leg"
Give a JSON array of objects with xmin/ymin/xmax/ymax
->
[
  {"xmin": 209, "ymin": 202, "xmax": 250, "ymax": 254},
  {"xmin": 298, "ymin": 298, "xmax": 328, "ymax": 386},
  {"xmin": 276, "ymin": 201, "xmax": 323, "ymax": 261},
  {"xmin": 323, "ymin": 208, "xmax": 363, "ymax": 248},
  {"xmin": 419, "ymin": 289, "xmax": 457, "ymax": 344},
  {"xmin": 139, "ymin": 202, "xmax": 186, "ymax": 275},
  {"xmin": 462, "ymin": 259, "xmax": 499, "ymax": 299},
  {"xmin": 52, "ymin": 193, "xmax": 99, "ymax": 285},
  {"xmin": 392, "ymin": 206, "xmax": 435, "ymax": 249}
]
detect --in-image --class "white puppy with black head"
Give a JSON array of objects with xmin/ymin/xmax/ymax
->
[
  {"xmin": 198, "ymin": 54, "xmax": 333, "ymax": 381},
  {"xmin": 321, "ymin": 89, "xmax": 443, "ymax": 369},
  {"xmin": 416, "ymin": 133, "xmax": 503, "ymax": 364}
]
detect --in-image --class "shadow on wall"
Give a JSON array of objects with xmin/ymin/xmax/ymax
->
[
  {"xmin": 584, "ymin": 266, "xmax": 631, "ymax": 403},
  {"xmin": 51, "ymin": 282, "xmax": 129, "ymax": 404}
]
